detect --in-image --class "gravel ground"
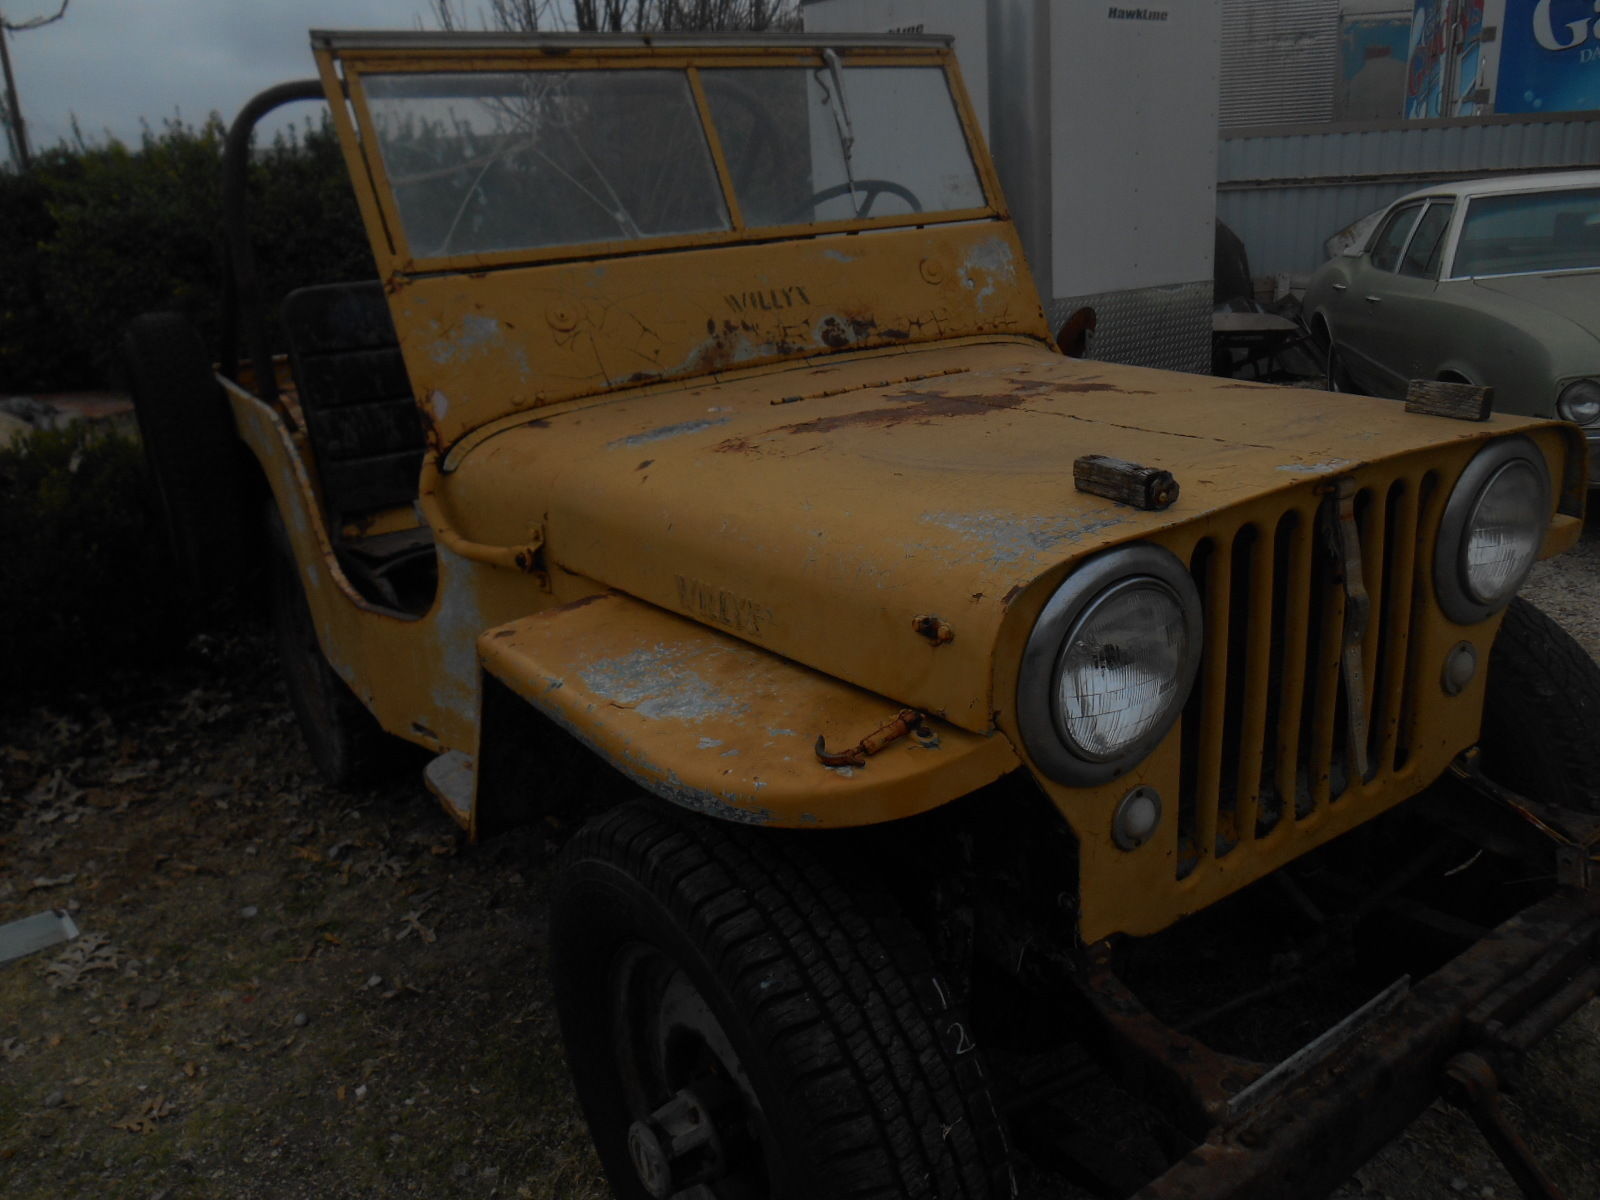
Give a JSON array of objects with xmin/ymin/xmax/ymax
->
[
  {"xmin": 3, "ymin": 520, "xmax": 1599, "ymax": 1200},
  {"xmin": 1520, "ymin": 516, "xmax": 1600, "ymax": 662}
]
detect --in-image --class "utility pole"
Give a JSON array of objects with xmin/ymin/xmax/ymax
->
[
  {"xmin": 0, "ymin": 2, "xmax": 71, "ymax": 171},
  {"xmin": 0, "ymin": 15, "xmax": 30, "ymax": 168}
]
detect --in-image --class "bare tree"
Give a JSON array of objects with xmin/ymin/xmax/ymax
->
[
  {"xmin": 428, "ymin": 0, "xmax": 798, "ymax": 34},
  {"xmin": 1, "ymin": 0, "xmax": 69, "ymax": 169},
  {"xmin": 430, "ymin": 0, "xmax": 556, "ymax": 32}
]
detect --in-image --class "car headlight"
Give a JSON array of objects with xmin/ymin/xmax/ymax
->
[
  {"xmin": 1017, "ymin": 544, "xmax": 1202, "ymax": 785},
  {"xmin": 1434, "ymin": 436, "xmax": 1551, "ymax": 625},
  {"xmin": 1556, "ymin": 379, "xmax": 1600, "ymax": 426}
]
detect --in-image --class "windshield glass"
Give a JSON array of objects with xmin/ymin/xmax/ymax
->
[
  {"xmin": 363, "ymin": 70, "xmax": 730, "ymax": 258},
  {"xmin": 1452, "ymin": 187, "xmax": 1600, "ymax": 278},
  {"xmin": 360, "ymin": 61, "xmax": 985, "ymax": 261},
  {"xmin": 700, "ymin": 65, "xmax": 985, "ymax": 226}
]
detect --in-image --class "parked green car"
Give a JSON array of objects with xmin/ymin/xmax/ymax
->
[{"xmin": 1304, "ymin": 171, "xmax": 1600, "ymax": 483}]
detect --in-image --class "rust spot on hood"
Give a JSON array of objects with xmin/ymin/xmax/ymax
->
[{"xmin": 776, "ymin": 388, "xmax": 1030, "ymax": 436}]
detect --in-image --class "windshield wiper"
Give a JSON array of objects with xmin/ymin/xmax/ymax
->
[{"xmin": 819, "ymin": 49, "xmax": 860, "ymax": 217}]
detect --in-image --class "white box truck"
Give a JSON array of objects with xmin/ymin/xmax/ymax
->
[{"xmin": 803, "ymin": 0, "xmax": 1223, "ymax": 374}]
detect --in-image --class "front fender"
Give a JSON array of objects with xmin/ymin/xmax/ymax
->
[{"xmin": 476, "ymin": 591, "xmax": 1020, "ymax": 828}]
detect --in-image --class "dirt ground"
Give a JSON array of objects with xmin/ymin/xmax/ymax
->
[{"xmin": 3, "ymin": 529, "xmax": 1599, "ymax": 1200}]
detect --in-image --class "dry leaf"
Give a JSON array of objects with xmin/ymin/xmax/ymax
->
[
  {"xmin": 397, "ymin": 911, "xmax": 436, "ymax": 944},
  {"xmin": 44, "ymin": 932, "xmax": 119, "ymax": 992},
  {"xmin": 111, "ymin": 1094, "xmax": 173, "ymax": 1133}
]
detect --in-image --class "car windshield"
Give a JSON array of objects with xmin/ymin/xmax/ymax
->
[
  {"xmin": 700, "ymin": 65, "xmax": 984, "ymax": 226},
  {"xmin": 361, "ymin": 62, "xmax": 985, "ymax": 261},
  {"xmin": 1451, "ymin": 187, "xmax": 1600, "ymax": 279}
]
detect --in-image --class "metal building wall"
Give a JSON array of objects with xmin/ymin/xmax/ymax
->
[
  {"xmin": 1218, "ymin": 112, "xmax": 1600, "ymax": 276},
  {"xmin": 1219, "ymin": 0, "xmax": 1339, "ymax": 129}
]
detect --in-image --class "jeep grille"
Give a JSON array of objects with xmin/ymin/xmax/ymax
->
[{"xmin": 1176, "ymin": 468, "xmax": 1443, "ymax": 880}]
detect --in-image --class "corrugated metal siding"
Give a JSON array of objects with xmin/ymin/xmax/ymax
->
[
  {"xmin": 1218, "ymin": 114, "xmax": 1600, "ymax": 275},
  {"xmin": 1220, "ymin": 0, "xmax": 1339, "ymax": 129}
]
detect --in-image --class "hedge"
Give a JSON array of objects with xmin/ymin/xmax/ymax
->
[
  {"xmin": 0, "ymin": 116, "xmax": 374, "ymax": 394},
  {"xmin": 0, "ymin": 423, "xmax": 184, "ymax": 698}
]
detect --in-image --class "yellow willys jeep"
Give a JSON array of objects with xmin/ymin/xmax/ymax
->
[{"xmin": 123, "ymin": 31, "xmax": 1600, "ymax": 1200}]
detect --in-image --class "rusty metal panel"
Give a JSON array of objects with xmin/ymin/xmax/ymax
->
[
  {"xmin": 1219, "ymin": 0, "xmax": 1339, "ymax": 130},
  {"xmin": 477, "ymin": 592, "xmax": 1020, "ymax": 828},
  {"xmin": 390, "ymin": 224, "xmax": 1046, "ymax": 451},
  {"xmin": 1218, "ymin": 111, "xmax": 1600, "ymax": 275}
]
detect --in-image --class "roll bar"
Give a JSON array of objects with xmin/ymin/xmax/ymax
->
[{"xmin": 219, "ymin": 79, "xmax": 326, "ymax": 408}]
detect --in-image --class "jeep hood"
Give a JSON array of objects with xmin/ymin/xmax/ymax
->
[{"xmin": 443, "ymin": 340, "xmax": 1557, "ymax": 732}]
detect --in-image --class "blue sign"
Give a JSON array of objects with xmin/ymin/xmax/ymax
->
[
  {"xmin": 1407, "ymin": 0, "xmax": 1448, "ymax": 118},
  {"xmin": 1405, "ymin": 0, "xmax": 1485, "ymax": 118},
  {"xmin": 1497, "ymin": 0, "xmax": 1600, "ymax": 114}
]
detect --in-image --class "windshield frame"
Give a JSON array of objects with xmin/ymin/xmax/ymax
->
[
  {"xmin": 1444, "ymin": 184, "xmax": 1600, "ymax": 281},
  {"xmin": 330, "ymin": 45, "xmax": 1000, "ymax": 274}
]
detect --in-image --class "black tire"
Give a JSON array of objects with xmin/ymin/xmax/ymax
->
[
  {"xmin": 552, "ymin": 801, "xmax": 1012, "ymax": 1200},
  {"xmin": 1480, "ymin": 597, "xmax": 1600, "ymax": 813},
  {"xmin": 1324, "ymin": 336, "xmax": 1358, "ymax": 394},
  {"xmin": 266, "ymin": 507, "xmax": 395, "ymax": 787},
  {"xmin": 121, "ymin": 312, "xmax": 249, "ymax": 592}
]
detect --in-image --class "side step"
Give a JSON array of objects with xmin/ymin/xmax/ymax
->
[{"xmin": 424, "ymin": 750, "xmax": 473, "ymax": 828}]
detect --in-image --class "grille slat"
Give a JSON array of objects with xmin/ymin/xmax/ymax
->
[
  {"xmin": 1358, "ymin": 489, "xmax": 1387, "ymax": 753},
  {"xmin": 1307, "ymin": 569, "xmax": 1345, "ymax": 814},
  {"xmin": 1177, "ymin": 469, "xmax": 1432, "ymax": 882},
  {"xmin": 1272, "ymin": 510, "xmax": 1314, "ymax": 826},
  {"xmin": 1234, "ymin": 526, "xmax": 1275, "ymax": 844},
  {"xmin": 1376, "ymin": 483, "xmax": 1421, "ymax": 771},
  {"xmin": 1194, "ymin": 538, "xmax": 1233, "ymax": 863}
]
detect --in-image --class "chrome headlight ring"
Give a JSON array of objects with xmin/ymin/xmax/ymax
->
[
  {"xmin": 1556, "ymin": 379, "xmax": 1600, "ymax": 427},
  {"xmin": 1016, "ymin": 543, "xmax": 1203, "ymax": 787},
  {"xmin": 1434, "ymin": 435, "xmax": 1551, "ymax": 626}
]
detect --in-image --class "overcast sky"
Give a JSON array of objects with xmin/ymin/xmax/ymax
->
[{"xmin": 1, "ymin": 1, "xmax": 443, "ymax": 162}]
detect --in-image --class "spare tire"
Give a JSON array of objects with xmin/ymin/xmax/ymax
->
[{"xmin": 121, "ymin": 312, "xmax": 250, "ymax": 594}]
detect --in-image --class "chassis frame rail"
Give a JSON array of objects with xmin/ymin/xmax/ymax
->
[{"xmin": 1076, "ymin": 886, "xmax": 1600, "ymax": 1200}]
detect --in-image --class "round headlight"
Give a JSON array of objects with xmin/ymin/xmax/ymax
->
[
  {"xmin": 1462, "ymin": 459, "xmax": 1546, "ymax": 605},
  {"xmin": 1056, "ymin": 578, "xmax": 1190, "ymax": 761},
  {"xmin": 1018, "ymin": 544, "xmax": 1202, "ymax": 786},
  {"xmin": 1435, "ymin": 437, "xmax": 1551, "ymax": 625},
  {"xmin": 1556, "ymin": 379, "xmax": 1600, "ymax": 427}
]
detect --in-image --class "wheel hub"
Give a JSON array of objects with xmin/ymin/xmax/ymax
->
[
  {"xmin": 626, "ymin": 1117, "xmax": 674, "ymax": 1197},
  {"xmin": 626, "ymin": 1081, "xmax": 739, "ymax": 1198}
]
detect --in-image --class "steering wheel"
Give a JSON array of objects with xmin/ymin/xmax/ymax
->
[{"xmin": 785, "ymin": 179, "xmax": 923, "ymax": 224}]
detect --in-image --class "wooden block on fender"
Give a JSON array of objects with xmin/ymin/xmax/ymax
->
[{"xmin": 1405, "ymin": 379, "xmax": 1494, "ymax": 421}]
